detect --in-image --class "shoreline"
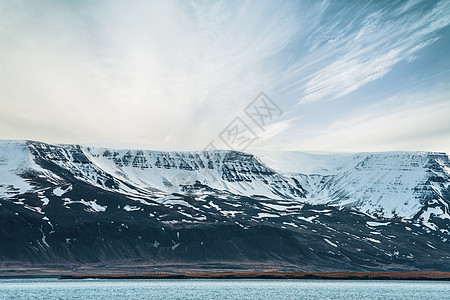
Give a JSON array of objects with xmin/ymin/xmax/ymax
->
[{"xmin": 59, "ymin": 271, "xmax": 450, "ymax": 281}]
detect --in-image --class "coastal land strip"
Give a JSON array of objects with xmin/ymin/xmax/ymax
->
[{"xmin": 60, "ymin": 271, "xmax": 450, "ymax": 280}]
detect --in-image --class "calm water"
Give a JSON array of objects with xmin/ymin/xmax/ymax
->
[{"xmin": 0, "ymin": 278, "xmax": 449, "ymax": 299}]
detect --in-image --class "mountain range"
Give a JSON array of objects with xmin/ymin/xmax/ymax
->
[{"xmin": 0, "ymin": 140, "xmax": 449, "ymax": 274}]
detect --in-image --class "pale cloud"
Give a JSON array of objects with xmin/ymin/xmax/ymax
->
[
  {"xmin": 252, "ymin": 116, "xmax": 303, "ymax": 149},
  {"xmin": 0, "ymin": 0, "xmax": 449, "ymax": 153},
  {"xmin": 0, "ymin": 0, "xmax": 301, "ymax": 148},
  {"xmin": 292, "ymin": 87, "xmax": 450, "ymax": 153}
]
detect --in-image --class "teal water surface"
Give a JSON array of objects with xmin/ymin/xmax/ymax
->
[{"xmin": 0, "ymin": 278, "xmax": 449, "ymax": 299}]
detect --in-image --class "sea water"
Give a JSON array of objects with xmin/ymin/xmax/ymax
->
[{"xmin": 0, "ymin": 278, "xmax": 449, "ymax": 299}]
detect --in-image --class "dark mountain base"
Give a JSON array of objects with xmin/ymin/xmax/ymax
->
[{"xmin": 1, "ymin": 186, "xmax": 449, "ymax": 273}]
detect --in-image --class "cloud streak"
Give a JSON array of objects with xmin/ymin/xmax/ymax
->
[
  {"xmin": 285, "ymin": 0, "xmax": 450, "ymax": 103},
  {"xmin": 0, "ymin": 0, "xmax": 302, "ymax": 148},
  {"xmin": 0, "ymin": 0, "xmax": 449, "ymax": 153}
]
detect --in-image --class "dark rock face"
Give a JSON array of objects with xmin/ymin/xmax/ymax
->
[{"xmin": 0, "ymin": 140, "xmax": 449, "ymax": 271}]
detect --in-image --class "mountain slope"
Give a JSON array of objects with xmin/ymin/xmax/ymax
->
[{"xmin": 0, "ymin": 140, "xmax": 449, "ymax": 273}]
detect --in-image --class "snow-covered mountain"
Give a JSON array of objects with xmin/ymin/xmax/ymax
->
[
  {"xmin": 3, "ymin": 140, "xmax": 448, "ymax": 223},
  {"xmin": 254, "ymin": 150, "xmax": 450, "ymax": 222},
  {"xmin": 0, "ymin": 140, "xmax": 449, "ymax": 272}
]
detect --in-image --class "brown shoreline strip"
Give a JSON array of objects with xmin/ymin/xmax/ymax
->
[{"xmin": 60, "ymin": 271, "xmax": 450, "ymax": 280}]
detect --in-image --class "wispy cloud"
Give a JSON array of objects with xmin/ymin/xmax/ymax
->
[
  {"xmin": 288, "ymin": 0, "xmax": 450, "ymax": 103},
  {"xmin": 0, "ymin": 0, "xmax": 449, "ymax": 152},
  {"xmin": 0, "ymin": 0, "xmax": 301, "ymax": 148},
  {"xmin": 289, "ymin": 85, "xmax": 450, "ymax": 153}
]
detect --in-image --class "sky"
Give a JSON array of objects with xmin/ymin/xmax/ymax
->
[{"xmin": 0, "ymin": 0, "xmax": 449, "ymax": 153}]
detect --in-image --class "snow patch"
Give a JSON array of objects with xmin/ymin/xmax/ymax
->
[
  {"xmin": 172, "ymin": 242, "xmax": 180, "ymax": 250},
  {"xmin": 324, "ymin": 238, "xmax": 338, "ymax": 247},
  {"xmin": 367, "ymin": 221, "xmax": 391, "ymax": 227},
  {"xmin": 41, "ymin": 197, "xmax": 49, "ymax": 206},
  {"xmin": 123, "ymin": 205, "xmax": 141, "ymax": 212},
  {"xmin": 256, "ymin": 213, "xmax": 279, "ymax": 218},
  {"xmin": 53, "ymin": 185, "xmax": 72, "ymax": 196},
  {"xmin": 297, "ymin": 215, "xmax": 318, "ymax": 223},
  {"xmin": 283, "ymin": 222, "xmax": 298, "ymax": 228},
  {"xmin": 365, "ymin": 237, "xmax": 381, "ymax": 243}
]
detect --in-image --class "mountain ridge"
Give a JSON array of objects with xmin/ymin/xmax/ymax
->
[{"xmin": 0, "ymin": 140, "xmax": 449, "ymax": 272}]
